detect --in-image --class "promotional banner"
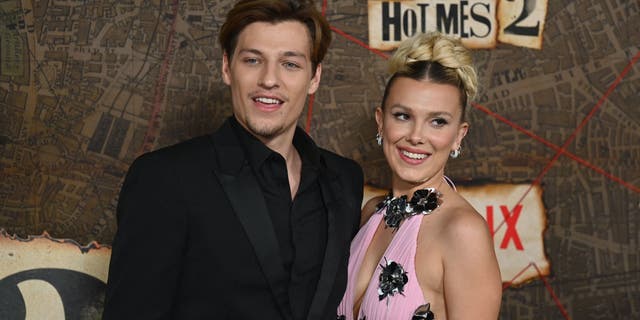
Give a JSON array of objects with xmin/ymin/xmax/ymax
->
[
  {"xmin": 0, "ymin": 231, "xmax": 110, "ymax": 319},
  {"xmin": 368, "ymin": 0, "xmax": 548, "ymax": 49}
]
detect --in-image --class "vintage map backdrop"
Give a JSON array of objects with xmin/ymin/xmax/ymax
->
[{"xmin": 0, "ymin": 0, "xmax": 639, "ymax": 319}]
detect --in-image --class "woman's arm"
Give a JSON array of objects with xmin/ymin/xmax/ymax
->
[{"xmin": 442, "ymin": 209, "xmax": 502, "ymax": 319}]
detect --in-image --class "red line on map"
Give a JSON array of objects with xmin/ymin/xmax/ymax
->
[
  {"xmin": 523, "ymin": 50, "xmax": 640, "ymax": 196},
  {"xmin": 485, "ymin": 51, "xmax": 640, "ymax": 234},
  {"xmin": 502, "ymin": 262, "xmax": 534, "ymax": 290},
  {"xmin": 306, "ymin": 94, "xmax": 315, "ymax": 133},
  {"xmin": 534, "ymin": 263, "xmax": 571, "ymax": 320},
  {"xmin": 139, "ymin": 0, "xmax": 180, "ymax": 155},
  {"xmin": 472, "ymin": 103, "xmax": 640, "ymax": 194}
]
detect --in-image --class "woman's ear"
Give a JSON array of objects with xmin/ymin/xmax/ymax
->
[
  {"xmin": 375, "ymin": 107, "xmax": 383, "ymax": 133},
  {"xmin": 455, "ymin": 122, "xmax": 469, "ymax": 149}
]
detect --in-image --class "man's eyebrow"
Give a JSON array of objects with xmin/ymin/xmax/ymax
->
[
  {"xmin": 237, "ymin": 48, "xmax": 307, "ymax": 59},
  {"xmin": 282, "ymin": 50, "xmax": 307, "ymax": 59},
  {"xmin": 237, "ymin": 48, "xmax": 263, "ymax": 56}
]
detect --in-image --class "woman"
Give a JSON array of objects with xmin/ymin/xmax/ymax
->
[{"xmin": 337, "ymin": 32, "xmax": 502, "ymax": 319}]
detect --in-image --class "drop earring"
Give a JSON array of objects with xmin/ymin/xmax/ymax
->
[
  {"xmin": 450, "ymin": 146, "xmax": 461, "ymax": 158},
  {"xmin": 376, "ymin": 132, "xmax": 383, "ymax": 146}
]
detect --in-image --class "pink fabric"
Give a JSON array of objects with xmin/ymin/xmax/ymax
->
[{"xmin": 337, "ymin": 207, "xmax": 428, "ymax": 319}]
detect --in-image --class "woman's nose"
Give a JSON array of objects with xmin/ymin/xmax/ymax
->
[{"xmin": 406, "ymin": 124, "xmax": 424, "ymax": 145}]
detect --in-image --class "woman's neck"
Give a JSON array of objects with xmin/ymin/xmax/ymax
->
[{"xmin": 391, "ymin": 174, "xmax": 446, "ymax": 198}]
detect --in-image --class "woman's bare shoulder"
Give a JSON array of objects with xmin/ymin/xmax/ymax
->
[
  {"xmin": 438, "ymin": 194, "xmax": 492, "ymax": 245},
  {"xmin": 437, "ymin": 199, "xmax": 502, "ymax": 318}
]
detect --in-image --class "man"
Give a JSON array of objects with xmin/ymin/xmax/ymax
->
[{"xmin": 102, "ymin": 0, "xmax": 364, "ymax": 319}]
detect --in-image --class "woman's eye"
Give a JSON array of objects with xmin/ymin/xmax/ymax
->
[
  {"xmin": 432, "ymin": 118, "xmax": 448, "ymax": 127},
  {"xmin": 392, "ymin": 112, "xmax": 409, "ymax": 121}
]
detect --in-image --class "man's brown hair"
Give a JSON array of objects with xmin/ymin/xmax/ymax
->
[{"xmin": 219, "ymin": 0, "xmax": 332, "ymax": 74}]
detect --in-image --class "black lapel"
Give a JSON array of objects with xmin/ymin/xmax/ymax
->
[
  {"xmin": 210, "ymin": 121, "xmax": 292, "ymax": 320},
  {"xmin": 306, "ymin": 164, "xmax": 348, "ymax": 320}
]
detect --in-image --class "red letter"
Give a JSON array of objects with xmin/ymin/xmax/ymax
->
[{"xmin": 499, "ymin": 205, "xmax": 524, "ymax": 250}]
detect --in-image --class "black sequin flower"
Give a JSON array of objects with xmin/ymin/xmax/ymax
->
[
  {"xmin": 377, "ymin": 258, "xmax": 409, "ymax": 301},
  {"xmin": 383, "ymin": 195, "xmax": 408, "ymax": 230},
  {"xmin": 378, "ymin": 188, "xmax": 441, "ymax": 231},
  {"xmin": 410, "ymin": 188, "xmax": 439, "ymax": 213},
  {"xmin": 412, "ymin": 303, "xmax": 435, "ymax": 320}
]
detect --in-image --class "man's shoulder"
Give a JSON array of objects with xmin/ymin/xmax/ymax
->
[
  {"xmin": 133, "ymin": 135, "xmax": 214, "ymax": 167},
  {"xmin": 137, "ymin": 119, "xmax": 236, "ymax": 163},
  {"xmin": 317, "ymin": 147, "xmax": 362, "ymax": 179},
  {"xmin": 318, "ymin": 148, "xmax": 359, "ymax": 168}
]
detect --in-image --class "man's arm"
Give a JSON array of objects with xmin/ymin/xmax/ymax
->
[
  {"xmin": 345, "ymin": 159, "xmax": 364, "ymax": 237},
  {"xmin": 103, "ymin": 153, "xmax": 188, "ymax": 319}
]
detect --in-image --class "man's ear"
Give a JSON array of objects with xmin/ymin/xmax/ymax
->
[
  {"xmin": 222, "ymin": 52, "xmax": 231, "ymax": 85},
  {"xmin": 308, "ymin": 63, "xmax": 322, "ymax": 95}
]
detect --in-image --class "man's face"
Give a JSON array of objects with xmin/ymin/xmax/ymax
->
[{"xmin": 222, "ymin": 21, "xmax": 321, "ymax": 141}]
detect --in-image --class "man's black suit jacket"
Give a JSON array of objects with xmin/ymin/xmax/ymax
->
[{"xmin": 103, "ymin": 119, "xmax": 364, "ymax": 319}]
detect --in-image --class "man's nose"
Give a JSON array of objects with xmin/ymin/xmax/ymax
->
[{"xmin": 259, "ymin": 63, "xmax": 279, "ymax": 88}]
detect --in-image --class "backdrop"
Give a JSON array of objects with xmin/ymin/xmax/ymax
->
[{"xmin": 0, "ymin": 0, "xmax": 639, "ymax": 319}]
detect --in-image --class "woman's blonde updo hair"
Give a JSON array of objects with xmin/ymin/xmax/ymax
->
[{"xmin": 382, "ymin": 32, "xmax": 477, "ymax": 121}]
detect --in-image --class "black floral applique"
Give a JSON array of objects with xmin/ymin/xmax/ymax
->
[
  {"xmin": 383, "ymin": 195, "xmax": 409, "ymax": 230},
  {"xmin": 411, "ymin": 189, "xmax": 439, "ymax": 212},
  {"xmin": 377, "ymin": 257, "xmax": 409, "ymax": 301},
  {"xmin": 412, "ymin": 303, "xmax": 435, "ymax": 320},
  {"xmin": 377, "ymin": 188, "xmax": 441, "ymax": 231}
]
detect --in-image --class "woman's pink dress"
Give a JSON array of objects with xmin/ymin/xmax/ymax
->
[{"xmin": 337, "ymin": 206, "xmax": 430, "ymax": 319}]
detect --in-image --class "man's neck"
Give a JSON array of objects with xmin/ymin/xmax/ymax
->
[
  {"xmin": 257, "ymin": 127, "xmax": 302, "ymax": 199},
  {"xmin": 259, "ymin": 129, "xmax": 297, "ymax": 163}
]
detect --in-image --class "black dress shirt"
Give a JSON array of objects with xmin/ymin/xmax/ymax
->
[{"xmin": 230, "ymin": 117, "xmax": 327, "ymax": 320}]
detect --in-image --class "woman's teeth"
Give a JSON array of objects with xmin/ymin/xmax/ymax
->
[{"xmin": 402, "ymin": 150, "xmax": 427, "ymax": 160}]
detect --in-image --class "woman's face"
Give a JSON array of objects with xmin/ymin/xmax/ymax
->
[{"xmin": 376, "ymin": 77, "xmax": 468, "ymax": 192}]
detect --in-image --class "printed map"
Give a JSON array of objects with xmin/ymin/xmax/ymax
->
[{"xmin": 0, "ymin": 1, "xmax": 638, "ymax": 318}]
